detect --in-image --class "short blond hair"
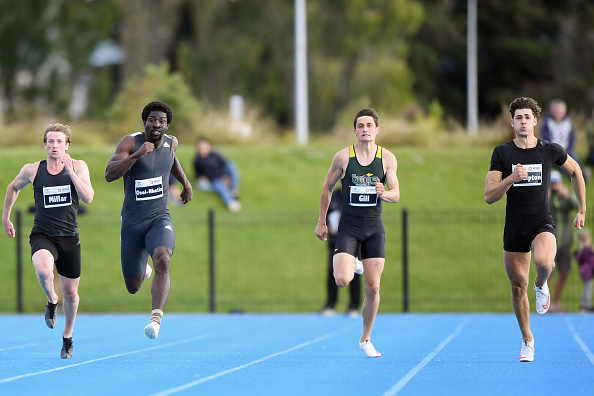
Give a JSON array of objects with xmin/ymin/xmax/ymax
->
[{"xmin": 44, "ymin": 123, "xmax": 72, "ymax": 144}]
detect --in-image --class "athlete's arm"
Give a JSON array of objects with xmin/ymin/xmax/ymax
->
[
  {"xmin": 484, "ymin": 165, "xmax": 527, "ymax": 204},
  {"xmin": 561, "ymin": 156, "xmax": 587, "ymax": 229},
  {"xmin": 170, "ymin": 136, "xmax": 193, "ymax": 204},
  {"xmin": 377, "ymin": 149, "xmax": 400, "ymax": 203},
  {"xmin": 63, "ymin": 156, "xmax": 94, "ymax": 204},
  {"xmin": 315, "ymin": 149, "xmax": 348, "ymax": 241},
  {"xmin": 105, "ymin": 135, "xmax": 152, "ymax": 182},
  {"xmin": 2, "ymin": 162, "xmax": 38, "ymax": 238}
]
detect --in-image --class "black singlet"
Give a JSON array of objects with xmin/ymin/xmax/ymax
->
[
  {"xmin": 31, "ymin": 160, "xmax": 79, "ymax": 236},
  {"xmin": 489, "ymin": 139, "xmax": 567, "ymax": 223}
]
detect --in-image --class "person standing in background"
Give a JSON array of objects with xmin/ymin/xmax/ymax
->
[
  {"xmin": 320, "ymin": 185, "xmax": 362, "ymax": 317},
  {"xmin": 548, "ymin": 170, "xmax": 579, "ymax": 312}
]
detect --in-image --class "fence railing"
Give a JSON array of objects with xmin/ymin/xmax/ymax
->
[{"xmin": 3, "ymin": 207, "xmax": 591, "ymax": 313}]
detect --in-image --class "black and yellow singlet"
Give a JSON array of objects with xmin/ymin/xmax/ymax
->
[{"xmin": 340, "ymin": 145, "xmax": 385, "ymax": 219}]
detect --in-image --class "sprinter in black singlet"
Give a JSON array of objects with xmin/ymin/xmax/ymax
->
[
  {"xmin": 3, "ymin": 123, "xmax": 94, "ymax": 359},
  {"xmin": 485, "ymin": 97, "xmax": 586, "ymax": 362},
  {"xmin": 106, "ymin": 101, "xmax": 193, "ymax": 339},
  {"xmin": 316, "ymin": 108, "xmax": 400, "ymax": 358}
]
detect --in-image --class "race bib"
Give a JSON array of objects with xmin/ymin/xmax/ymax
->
[
  {"xmin": 349, "ymin": 185, "xmax": 378, "ymax": 207},
  {"xmin": 512, "ymin": 163, "xmax": 542, "ymax": 187},
  {"xmin": 43, "ymin": 185, "xmax": 72, "ymax": 208},
  {"xmin": 135, "ymin": 176, "xmax": 164, "ymax": 201}
]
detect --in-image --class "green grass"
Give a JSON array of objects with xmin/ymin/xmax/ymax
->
[{"xmin": 1, "ymin": 141, "xmax": 592, "ymax": 313}]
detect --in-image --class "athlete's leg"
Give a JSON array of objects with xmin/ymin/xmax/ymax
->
[
  {"xmin": 531, "ymin": 232, "xmax": 556, "ymax": 288},
  {"xmin": 504, "ymin": 250, "xmax": 533, "ymax": 342},
  {"xmin": 121, "ymin": 222, "xmax": 149, "ymax": 294},
  {"xmin": 360, "ymin": 258, "xmax": 384, "ymax": 343},
  {"xmin": 32, "ymin": 249, "xmax": 59, "ymax": 304},
  {"xmin": 151, "ymin": 245, "xmax": 172, "ymax": 310},
  {"xmin": 333, "ymin": 252, "xmax": 357, "ymax": 287},
  {"xmin": 59, "ymin": 275, "xmax": 80, "ymax": 338}
]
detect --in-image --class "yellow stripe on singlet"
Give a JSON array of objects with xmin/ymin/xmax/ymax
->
[{"xmin": 349, "ymin": 145, "xmax": 382, "ymax": 158}]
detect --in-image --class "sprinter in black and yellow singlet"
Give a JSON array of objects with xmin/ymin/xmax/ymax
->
[
  {"xmin": 106, "ymin": 101, "xmax": 193, "ymax": 339},
  {"xmin": 485, "ymin": 97, "xmax": 586, "ymax": 362},
  {"xmin": 316, "ymin": 108, "xmax": 400, "ymax": 358},
  {"xmin": 3, "ymin": 123, "xmax": 94, "ymax": 359}
]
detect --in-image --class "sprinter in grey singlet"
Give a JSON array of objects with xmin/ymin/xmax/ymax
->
[{"xmin": 106, "ymin": 101, "xmax": 193, "ymax": 339}]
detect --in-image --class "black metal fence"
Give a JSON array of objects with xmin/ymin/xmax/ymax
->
[{"xmin": 3, "ymin": 207, "xmax": 591, "ymax": 313}]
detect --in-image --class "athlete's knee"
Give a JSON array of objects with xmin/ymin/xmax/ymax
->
[
  {"xmin": 509, "ymin": 279, "xmax": 528, "ymax": 297},
  {"xmin": 124, "ymin": 278, "xmax": 142, "ymax": 294},
  {"xmin": 35, "ymin": 266, "xmax": 53, "ymax": 282},
  {"xmin": 534, "ymin": 260, "xmax": 554, "ymax": 275},
  {"xmin": 62, "ymin": 288, "xmax": 79, "ymax": 303},
  {"xmin": 334, "ymin": 273, "xmax": 352, "ymax": 288},
  {"xmin": 365, "ymin": 283, "xmax": 380, "ymax": 297},
  {"xmin": 152, "ymin": 248, "xmax": 172, "ymax": 274}
]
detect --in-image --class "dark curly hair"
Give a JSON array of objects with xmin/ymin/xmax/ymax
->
[
  {"xmin": 509, "ymin": 97, "xmax": 541, "ymax": 118},
  {"xmin": 142, "ymin": 101, "xmax": 173, "ymax": 125}
]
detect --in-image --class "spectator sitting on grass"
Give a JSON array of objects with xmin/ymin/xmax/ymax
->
[{"xmin": 192, "ymin": 137, "xmax": 241, "ymax": 212}]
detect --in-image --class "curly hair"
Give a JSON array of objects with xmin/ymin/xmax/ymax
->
[
  {"xmin": 44, "ymin": 123, "xmax": 71, "ymax": 144},
  {"xmin": 509, "ymin": 97, "xmax": 541, "ymax": 118},
  {"xmin": 141, "ymin": 101, "xmax": 173, "ymax": 125}
]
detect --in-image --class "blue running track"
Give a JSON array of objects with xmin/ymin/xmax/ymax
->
[{"xmin": 1, "ymin": 313, "xmax": 593, "ymax": 395}]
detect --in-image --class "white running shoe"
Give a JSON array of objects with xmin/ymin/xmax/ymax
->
[
  {"xmin": 355, "ymin": 258, "xmax": 364, "ymax": 275},
  {"xmin": 360, "ymin": 340, "xmax": 381, "ymax": 358},
  {"xmin": 534, "ymin": 281, "xmax": 550, "ymax": 314},
  {"xmin": 144, "ymin": 310, "xmax": 162, "ymax": 339},
  {"xmin": 144, "ymin": 263, "xmax": 152, "ymax": 280},
  {"xmin": 519, "ymin": 340, "xmax": 534, "ymax": 362}
]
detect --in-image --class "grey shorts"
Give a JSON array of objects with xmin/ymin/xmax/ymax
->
[{"xmin": 120, "ymin": 214, "xmax": 175, "ymax": 278}]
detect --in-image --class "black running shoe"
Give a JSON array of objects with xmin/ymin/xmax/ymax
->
[
  {"xmin": 45, "ymin": 302, "xmax": 58, "ymax": 329},
  {"xmin": 61, "ymin": 337, "xmax": 73, "ymax": 359}
]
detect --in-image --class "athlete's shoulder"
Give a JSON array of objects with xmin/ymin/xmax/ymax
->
[
  {"xmin": 335, "ymin": 146, "xmax": 351, "ymax": 158},
  {"xmin": 16, "ymin": 161, "xmax": 41, "ymax": 185},
  {"xmin": 537, "ymin": 138, "xmax": 552, "ymax": 147},
  {"xmin": 381, "ymin": 147, "xmax": 397, "ymax": 163}
]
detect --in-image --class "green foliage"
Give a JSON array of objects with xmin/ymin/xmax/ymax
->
[
  {"xmin": 106, "ymin": 63, "xmax": 201, "ymax": 142},
  {"xmin": 408, "ymin": 1, "xmax": 594, "ymax": 120}
]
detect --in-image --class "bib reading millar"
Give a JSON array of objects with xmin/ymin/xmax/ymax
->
[
  {"xmin": 135, "ymin": 176, "xmax": 164, "ymax": 201},
  {"xmin": 43, "ymin": 185, "xmax": 72, "ymax": 208},
  {"xmin": 512, "ymin": 163, "xmax": 542, "ymax": 187},
  {"xmin": 349, "ymin": 185, "xmax": 378, "ymax": 207}
]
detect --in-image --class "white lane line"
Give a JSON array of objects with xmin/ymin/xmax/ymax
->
[
  {"xmin": 0, "ymin": 334, "xmax": 210, "ymax": 384},
  {"xmin": 0, "ymin": 341, "xmax": 51, "ymax": 352},
  {"xmin": 383, "ymin": 318, "xmax": 468, "ymax": 396},
  {"xmin": 567, "ymin": 318, "xmax": 594, "ymax": 365},
  {"xmin": 152, "ymin": 330, "xmax": 343, "ymax": 396}
]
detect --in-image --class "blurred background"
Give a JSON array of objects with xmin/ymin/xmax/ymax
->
[{"xmin": 1, "ymin": 0, "xmax": 593, "ymax": 314}]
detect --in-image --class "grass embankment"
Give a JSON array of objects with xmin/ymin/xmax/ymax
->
[{"xmin": 1, "ymin": 141, "xmax": 590, "ymax": 313}]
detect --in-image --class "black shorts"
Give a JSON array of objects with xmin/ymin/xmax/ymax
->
[
  {"xmin": 334, "ymin": 216, "xmax": 385, "ymax": 259},
  {"xmin": 503, "ymin": 214, "xmax": 556, "ymax": 253},
  {"xmin": 29, "ymin": 233, "xmax": 81, "ymax": 279},
  {"xmin": 120, "ymin": 214, "xmax": 175, "ymax": 278}
]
